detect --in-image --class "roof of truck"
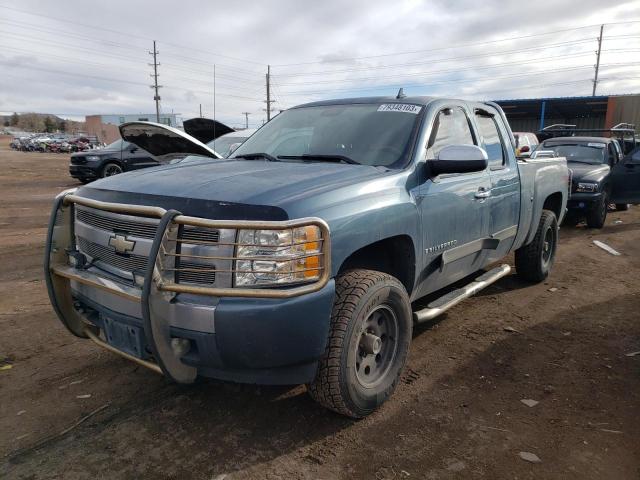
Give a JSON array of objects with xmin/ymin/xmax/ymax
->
[{"xmin": 294, "ymin": 96, "xmax": 439, "ymax": 108}]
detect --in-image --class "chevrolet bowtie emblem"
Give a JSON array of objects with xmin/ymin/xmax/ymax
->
[{"xmin": 109, "ymin": 234, "xmax": 135, "ymax": 254}]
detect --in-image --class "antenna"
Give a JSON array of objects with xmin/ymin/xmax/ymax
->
[{"xmin": 396, "ymin": 88, "xmax": 406, "ymax": 99}]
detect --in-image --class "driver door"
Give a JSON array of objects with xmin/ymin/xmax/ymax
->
[
  {"xmin": 610, "ymin": 146, "xmax": 640, "ymax": 204},
  {"xmin": 414, "ymin": 105, "xmax": 492, "ymax": 297}
]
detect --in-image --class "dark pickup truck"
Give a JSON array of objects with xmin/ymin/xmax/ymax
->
[
  {"xmin": 45, "ymin": 96, "xmax": 568, "ymax": 417},
  {"xmin": 536, "ymin": 124, "xmax": 639, "ymax": 227}
]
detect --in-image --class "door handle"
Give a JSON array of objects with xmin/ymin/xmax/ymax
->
[{"xmin": 474, "ymin": 188, "xmax": 492, "ymax": 199}]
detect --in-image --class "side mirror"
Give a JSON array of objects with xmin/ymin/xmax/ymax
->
[{"xmin": 429, "ymin": 145, "xmax": 488, "ymax": 175}]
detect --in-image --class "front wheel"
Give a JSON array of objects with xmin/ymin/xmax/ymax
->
[
  {"xmin": 308, "ymin": 269, "xmax": 412, "ymax": 418},
  {"xmin": 515, "ymin": 209, "xmax": 558, "ymax": 283},
  {"xmin": 101, "ymin": 162, "xmax": 123, "ymax": 178},
  {"xmin": 586, "ymin": 194, "xmax": 607, "ymax": 228}
]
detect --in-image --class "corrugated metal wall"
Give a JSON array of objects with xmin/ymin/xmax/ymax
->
[{"xmin": 606, "ymin": 96, "xmax": 640, "ymax": 128}]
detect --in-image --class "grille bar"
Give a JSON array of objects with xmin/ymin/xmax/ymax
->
[
  {"xmin": 77, "ymin": 208, "xmax": 158, "ymax": 239},
  {"xmin": 78, "ymin": 237, "xmax": 148, "ymax": 273}
]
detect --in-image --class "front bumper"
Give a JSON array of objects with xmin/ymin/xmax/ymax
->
[
  {"xmin": 45, "ymin": 192, "xmax": 333, "ymax": 385},
  {"xmin": 567, "ymin": 191, "xmax": 603, "ymax": 210},
  {"xmin": 69, "ymin": 165, "xmax": 99, "ymax": 179}
]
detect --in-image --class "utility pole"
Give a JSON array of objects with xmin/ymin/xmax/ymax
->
[
  {"xmin": 264, "ymin": 64, "xmax": 275, "ymax": 121},
  {"xmin": 149, "ymin": 40, "xmax": 162, "ymax": 122},
  {"xmin": 592, "ymin": 24, "xmax": 604, "ymax": 96},
  {"xmin": 199, "ymin": 104, "xmax": 202, "ymax": 118},
  {"xmin": 242, "ymin": 112, "xmax": 250, "ymax": 129},
  {"xmin": 213, "ymin": 64, "xmax": 216, "ymax": 142}
]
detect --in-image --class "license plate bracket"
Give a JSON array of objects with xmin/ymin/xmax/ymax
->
[{"xmin": 102, "ymin": 316, "xmax": 145, "ymax": 358}]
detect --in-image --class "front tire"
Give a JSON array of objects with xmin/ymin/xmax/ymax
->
[
  {"xmin": 515, "ymin": 209, "xmax": 558, "ymax": 283},
  {"xmin": 308, "ymin": 269, "xmax": 412, "ymax": 418},
  {"xmin": 586, "ymin": 194, "xmax": 607, "ymax": 228},
  {"xmin": 101, "ymin": 162, "xmax": 123, "ymax": 178}
]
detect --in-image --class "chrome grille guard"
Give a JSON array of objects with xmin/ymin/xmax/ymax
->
[{"xmin": 44, "ymin": 192, "xmax": 331, "ymax": 383}]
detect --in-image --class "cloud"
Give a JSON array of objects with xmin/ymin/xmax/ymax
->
[{"xmin": 0, "ymin": 0, "xmax": 638, "ymax": 127}]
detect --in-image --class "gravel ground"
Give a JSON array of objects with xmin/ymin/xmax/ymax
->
[{"xmin": 1, "ymin": 136, "xmax": 639, "ymax": 479}]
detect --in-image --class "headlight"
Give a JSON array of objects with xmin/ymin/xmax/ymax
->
[
  {"xmin": 235, "ymin": 226, "xmax": 322, "ymax": 286},
  {"xmin": 85, "ymin": 155, "xmax": 101, "ymax": 161},
  {"xmin": 576, "ymin": 182, "xmax": 598, "ymax": 193}
]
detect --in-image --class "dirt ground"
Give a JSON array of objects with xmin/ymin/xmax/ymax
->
[{"xmin": 0, "ymin": 135, "xmax": 638, "ymax": 479}]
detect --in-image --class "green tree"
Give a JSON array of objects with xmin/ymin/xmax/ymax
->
[
  {"xmin": 43, "ymin": 116, "xmax": 55, "ymax": 133},
  {"xmin": 10, "ymin": 112, "xmax": 19, "ymax": 126}
]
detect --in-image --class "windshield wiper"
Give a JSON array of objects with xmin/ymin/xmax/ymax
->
[
  {"xmin": 277, "ymin": 154, "xmax": 360, "ymax": 165},
  {"xmin": 233, "ymin": 152, "xmax": 279, "ymax": 162}
]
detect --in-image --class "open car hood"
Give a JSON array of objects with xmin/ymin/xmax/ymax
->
[
  {"xmin": 119, "ymin": 121, "xmax": 221, "ymax": 161},
  {"xmin": 183, "ymin": 118, "xmax": 234, "ymax": 144}
]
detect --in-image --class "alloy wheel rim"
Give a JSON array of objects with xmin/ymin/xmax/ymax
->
[
  {"xmin": 355, "ymin": 304, "xmax": 399, "ymax": 388},
  {"xmin": 105, "ymin": 165, "xmax": 122, "ymax": 177}
]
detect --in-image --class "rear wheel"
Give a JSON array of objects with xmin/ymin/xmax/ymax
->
[
  {"xmin": 308, "ymin": 269, "xmax": 412, "ymax": 418},
  {"xmin": 586, "ymin": 194, "xmax": 607, "ymax": 228},
  {"xmin": 515, "ymin": 210, "xmax": 558, "ymax": 283},
  {"xmin": 101, "ymin": 162, "xmax": 123, "ymax": 178},
  {"xmin": 616, "ymin": 203, "xmax": 629, "ymax": 211}
]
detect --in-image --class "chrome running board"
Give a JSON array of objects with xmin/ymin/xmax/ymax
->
[{"xmin": 413, "ymin": 264, "xmax": 511, "ymax": 323}]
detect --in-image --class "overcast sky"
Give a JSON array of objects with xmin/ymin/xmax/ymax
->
[{"xmin": 1, "ymin": 0, "xmax": 639, "ymax": 127}]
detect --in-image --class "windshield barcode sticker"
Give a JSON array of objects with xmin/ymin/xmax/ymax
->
[
  {"xmin": 587, "ymin": 142, "xmax": 606, "ymax": 148},
  {"xmin": 377, "ymin": 104, "xmax": 422, "ymax": 114}
]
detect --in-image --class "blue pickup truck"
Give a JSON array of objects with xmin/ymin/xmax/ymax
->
[{"xmin": 45, "ymin": 96, "xmax": 568, "ymax": 417}]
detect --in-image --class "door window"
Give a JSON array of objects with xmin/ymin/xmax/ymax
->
[
  {"xmin": 427, "ymin": 107, "xmax": 475, "ymax": 159},
  {"xmin": 475, "ymin": 113, "xmax": 505, "ymax": 168}
]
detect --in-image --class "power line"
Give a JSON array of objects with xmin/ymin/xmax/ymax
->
[
  {"xmin": 275, "ymin": 63, "xmax": 640, "ymax": 97},
  {"xmin": 0, "ymin": 4, "xmax": 266, "ymax": 66},
  {"xmin": 271, "ymin": 22, "xmax": 640, "ymax": 67},
  {"xmin": 273, "ymin": 51, "xmax": 597, "ymax": 87},
  {"xmin": 273, "ymin": 38, "xmax": 599, "ymax": 77}
]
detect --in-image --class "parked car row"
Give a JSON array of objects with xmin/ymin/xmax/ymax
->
[{"xmin": 11, "ymin": 134, "xmax": 102, "ymax": 153}]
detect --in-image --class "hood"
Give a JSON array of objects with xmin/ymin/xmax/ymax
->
[
  {"xmin": 568, "ymin": 162, "xmax": 610, "ymax": 183},
  {"xmin": 70, "ymin": 149, "xmax": 117, "ymax": 157},
  {"xmin": 183, "ymin": 118, "xmax": 234, "ymax": 144},
  {"xmin": 79, "ymin": 158, "xmax": 385, "ymax": 219},
  {"xmin": 119, "ymin": 122, "xmax": 220, "ymax": 161}
]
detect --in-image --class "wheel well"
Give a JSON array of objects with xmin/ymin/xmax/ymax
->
[
  {"xmin": 543, "ymin": 192, "xmax": 563, "ymax": 219},
  {"xmin": 338, "ymin": 235, "xmax": 415, "ymax": 294}
]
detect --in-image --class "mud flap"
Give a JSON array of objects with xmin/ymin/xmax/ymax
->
[{"xmin": 141, "ymin": 210, "xmax": 197, "ymax": 384}]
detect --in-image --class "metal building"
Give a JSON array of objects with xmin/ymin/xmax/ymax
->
[{"xmin": 495, "ymin": 94, "xmax": 640, "ymax": 133}]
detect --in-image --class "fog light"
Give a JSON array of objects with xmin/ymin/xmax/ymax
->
[{"xmin": 171, "ymin": 338, "xmax": 191, "ymax": 357}]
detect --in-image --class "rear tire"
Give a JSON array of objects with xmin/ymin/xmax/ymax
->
[
  {"xmin": 515, "ymin": 210, "xmax": 558, "ymax": 283},
  {"xmin": 308, "ymin": 269, "xmax": 412, "ymax": 418},
  {"xmin": 585, "ymin": 194, "xmax": 607, "ymax": 228},
  {"xmin": 616, "ymin": 203, "xmax": 629, "ymax": 211}
]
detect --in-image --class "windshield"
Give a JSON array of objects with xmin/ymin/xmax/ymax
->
[
  {"xmin": 542, "ymin": 143, "xmax": 607, "ymax": 164},
  {"xmin": 104, "ymin": 139, "xmax": 127, "ymax": 150},
  {"xmin": 208, "ymin": 135, "xmax": 249, "ymax": 158},
  {"xmin": 230, "ymin": 103, "xmax": 423, "ymax": 167}
]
